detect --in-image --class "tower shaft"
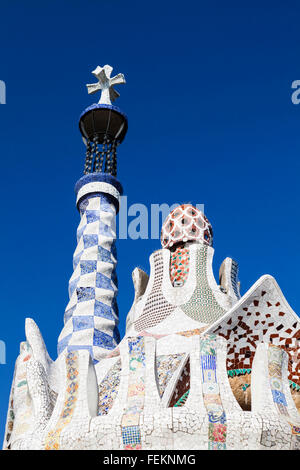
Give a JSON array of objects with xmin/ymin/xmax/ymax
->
[{"xmin": 58, "ymin": 173, "xmax": 122, "ymax": 363}]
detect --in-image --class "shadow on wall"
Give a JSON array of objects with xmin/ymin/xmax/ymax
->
[{"xmin": 228, "ymin": 373, "xmax": 300, "ymax": 413}]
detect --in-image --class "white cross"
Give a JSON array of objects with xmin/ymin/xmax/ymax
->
[{"xmin": 86, "ymin": 65, "xmax": 126, "ymax": 105}]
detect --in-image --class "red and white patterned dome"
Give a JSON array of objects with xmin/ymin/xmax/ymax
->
[{"xmin": 161, "ymin": 204, "xmax": 213, "ymax": 249}]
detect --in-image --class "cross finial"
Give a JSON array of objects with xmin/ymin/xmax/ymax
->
[{"xmin": 86, "ymin": 65, "xmax": 126, "ymax": 105}]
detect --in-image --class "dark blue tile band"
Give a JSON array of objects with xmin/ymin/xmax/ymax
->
[
  {"xmin": 79, "ymin": 103, "xmax": 128, "ymax": 123},
  {"xmin": 75, "ymin": 172, "xmax": 123, "ymax": 196}
]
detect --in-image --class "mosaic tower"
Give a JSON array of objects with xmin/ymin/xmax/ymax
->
[{"xmin": 58, "ymin": 65, "xmax": 127, "ymax": 363}]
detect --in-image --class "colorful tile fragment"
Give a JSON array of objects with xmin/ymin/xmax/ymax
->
[
  {"xmin": 268, "ymin": 345, "xmax": 288, "ymax": 415},
  {"xmin": 98, "ymin": 359, "xmax": 121, "ymax": 415},
  {"xmin": 122, "ymin": 425, "xmax": 142, "ymax": 450},
  {"xmin": 170, "ymin": 246, "xmax": 190, "ymax": 287},
  {"xmin": 177, "ymin": 327, "xmax": 207, "ymax": 337},
  {"xmin": 174, "ymin": 389, "xmax": 190, "ymax": 407},
  {"xmin": 121, "ymin": 337, "xmax": 146, "ymax": 450},
  {"xmin": 169, "ymin": 359, "xmax": 190, "ymax": 407},
  {"xmin": 156, "ymin": 354, "xmax": 185, "ymax": 398},
  {"xmin": 200, "ymin": 335, "xmax": 227, "ymax": 450}
]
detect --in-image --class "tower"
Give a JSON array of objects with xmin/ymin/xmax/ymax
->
[{"xmin": 57, "ymin": 65, "xmax": 127, "ymax": 363}]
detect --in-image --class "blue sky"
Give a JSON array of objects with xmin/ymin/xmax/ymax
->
[{"xmin": 0, "ymin": 0, "xmax": 300, "ymax": 439}]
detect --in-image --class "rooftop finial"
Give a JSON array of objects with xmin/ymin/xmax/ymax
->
[
  {"xmin": 86, "ymin": 65, "xmax": 126, "ymax": 105},
  {"xmin": 80, "ymin": 64, "xmax": 128, "ymax": 176}
]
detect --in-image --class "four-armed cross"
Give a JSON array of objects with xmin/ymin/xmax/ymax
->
[{"xmin": 86, "ymin": 65, "xmax": 126, "ymax": 105}]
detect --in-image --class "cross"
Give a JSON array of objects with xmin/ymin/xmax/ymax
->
[{"xmin": 86, "ymin": 65, "xmax": 126, "ymax": 105}]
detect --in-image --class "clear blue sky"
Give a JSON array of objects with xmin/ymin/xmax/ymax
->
[{"xmin": 1, "ymin": 0, "xmax": 300, "ymax": 439}]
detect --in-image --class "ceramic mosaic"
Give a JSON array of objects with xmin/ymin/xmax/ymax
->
[
  {"xmin": 265, "ymin": 344, "xmax": 300, "ymax": 448},
  {"xmin": 156, "ymin": 354, "xmax": 185, "ymax": 398},
  {"xmin": 268, "ymin": 345, "xmax": 288, "ymax": 416},
  {"xmin": 170, "ymin": 245, "xmax": 190, "ymax": 287},
  {"xmin": 161, "ymin": 204, "xmax": 213, "ymax": 249},
  {"xmin": 227, "ymin": 368, "xmax": 300, "ymax": 413},
  {"xmin": 134, "ymin": 244, "xmax": 227, "ymax": 333},
  {"xmin": 181, "ymin": 246, "xmax": 226, "ymax": 323},
  {"xmin": 230, "ymin": 260, "xmax": 240, "ymax": 299},
  {"xmin": 45, "ymin": 352, "xmax": 79, "ymax": 450},
  {"xmin": 176, "ymin": 328, "xmax": 207, "ymax": 337},
  {"xmin": 4, "ymin": 341, "xmax": 32, "ymax": 449},
  {"xmin": 58, "ymin": 189, "xmax": 120, "ymax": 364},
  {"xmin": 3, "ymin": 344, "xmax": 32, "ymax": 448},
  {"xmin": 200, "ymin": 335, "xmax": 227, "ymax": 450},
  {"xmin": 219, "ymin": 257, "xmax": 240, "ymax": 301},
  {"xmin": 208, "ymin": 276, "xmax": 300, "ymax": 385},
  {"xmin": 121, "ymin": 425, "xmax": 141, "ymax": 448},
  {"xmin": 134, "ymin": 251, "xmax": 175, "ymax": 332},
  {"xmin": 5, "ymin": 394, "xmax": 14, "ymax": 447},
  {"xmin": 174, "ymin": 389, "xmax": 190, "ymax": 407},
  {"xmin": 5, "ymin": 341, "xmax": 35, "ymax": 446},
  {"xmin": 169, "ymin": 358, "xmax": 190, "ymax": 407},
  {"xmin": 98, "ymin": 359, "xmax": 121, "ymax": 415},
  {"xmin": 227, "ymin": 368, "xmax": 252, "ymax": 378},
  {"xmin": 121, "ymin": 336, "xmax": 146, "ymax": 450}
]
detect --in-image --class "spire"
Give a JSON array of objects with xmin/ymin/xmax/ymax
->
[
  {"xmin": 57, "ymin": 64, "xmax": 127, "ymax": 363},
  {"xmin": 80, "ymin": 64, "xmax": 128, "ymax": 177}
]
